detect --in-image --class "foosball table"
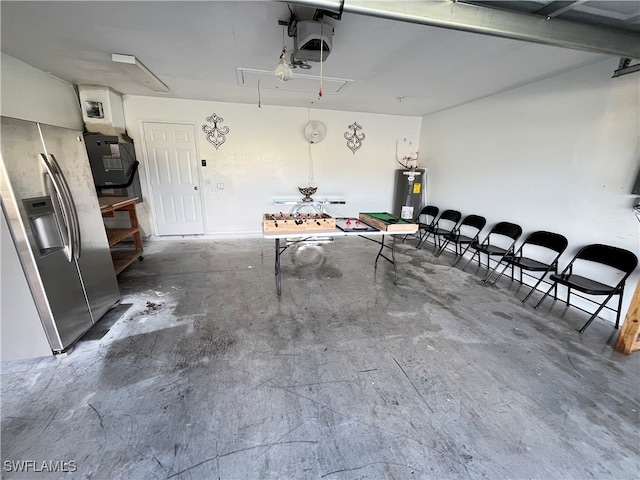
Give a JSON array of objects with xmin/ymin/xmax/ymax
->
[{"xmin": 262, "ymin": 212, "xmax": 336, "ymax": 233}]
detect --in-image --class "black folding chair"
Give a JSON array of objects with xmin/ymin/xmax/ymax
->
[
  {"xmin": 461, "ymin": 221, "xmax": 522, "ymax": 280},
  {"xmin": 485, "ymin": 230, "xmax": 569, "ymax": 303},
  {"xmin": 437, "ymin": 214, "xmax": 487, "ymax": 265},
  {"xmin": 418, "ymin": 209, "xmax": 462, "ymax": 252},
  {"xmin": 408, "ymin": 205, "xmax": 438, "ymax": 246},
  {"xmin": 534, "ymin": 244, "xmax": 638, "ymax": 333}
]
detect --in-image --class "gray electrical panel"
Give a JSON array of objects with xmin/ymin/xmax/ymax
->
[
  {"xmin": 392, "ymin": 168, "xmax": 426, "ymax": 220},
  {"xmin": 84, "ymin": 134, "xmax": 142, "ymax": 201}
]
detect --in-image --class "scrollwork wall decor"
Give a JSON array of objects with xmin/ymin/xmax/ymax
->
[
  {"xmin": 344, "ymin": 122, "xmax": 365, "ymax": 154},
  {"xmin": 202, "ymin": 113, "xmax": 230, "ymax": 150}
]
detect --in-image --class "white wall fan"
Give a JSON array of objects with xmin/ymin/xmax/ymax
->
[{"xmin": 303, "ymin": 120, "xmax": 327, "ymax": 144}]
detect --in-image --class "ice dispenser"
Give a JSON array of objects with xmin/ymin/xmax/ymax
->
[{"xmin": 23, "ymin": 196, "xmax": 64, "ymax": 255}]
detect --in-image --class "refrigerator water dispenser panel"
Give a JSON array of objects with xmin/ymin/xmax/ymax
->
[{"xmin": 23, "ymin": 196, "xmax": 64, "ymax": 256}]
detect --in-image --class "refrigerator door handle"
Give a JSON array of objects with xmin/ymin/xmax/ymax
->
[
  {"xmin": 39, "ymin": 154, "xmax": 74, "ymax": 262},
  {"xmin": 49, "ymin": 154, "xmax": 81, "ymax": 259}
]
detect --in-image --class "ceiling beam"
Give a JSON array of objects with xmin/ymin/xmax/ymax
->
[
  {"xmin": 289, "ymin": 0, "xmax": 640, "ymax": 59},
  {"xmin": 534, "ymin": 1, "xmax": 588, "ymax": 19}
]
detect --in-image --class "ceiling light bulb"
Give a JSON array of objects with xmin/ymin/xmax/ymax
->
[{"xmin": 274, "ymin": 57, "xmax": 293, "ymax": 82}]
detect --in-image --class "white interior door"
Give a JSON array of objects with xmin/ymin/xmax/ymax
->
[{"xmin": 143, "ymin": 122, "xmax": 204, "ymax": 235}]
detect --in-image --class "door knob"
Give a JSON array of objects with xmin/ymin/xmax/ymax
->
[{"xmin": 194, "ymin": 186, "xmax": 198, "ymax": 190}]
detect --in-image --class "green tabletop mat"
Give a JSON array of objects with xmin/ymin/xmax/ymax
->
[{"xmin": 360, "ymin": 212, "xmax": 415, "ymax": 225}]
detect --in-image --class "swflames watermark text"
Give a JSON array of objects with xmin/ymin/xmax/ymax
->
[{"xmin": 3, "ymin": 460, "xmax": 77, "ymax": 473}]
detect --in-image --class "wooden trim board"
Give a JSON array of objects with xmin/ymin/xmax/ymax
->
[{"xmin": 614, "ymin": 280, "xmax": 640, "ymax": 355}]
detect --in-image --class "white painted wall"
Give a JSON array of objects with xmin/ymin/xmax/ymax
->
[
  {"xmin": 420, "ymin": 57, "xmax": 640, "ymax": 323},
  {"xmin": 0, "ymin": 53, "xmax": 83, "ymax": 129},
  {"xmin": 122, "ymin": 96, "xmax": 422, "ymax": 236}
]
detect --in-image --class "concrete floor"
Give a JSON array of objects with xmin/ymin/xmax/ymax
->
[{"xmin": 1, "ymin": 237, "xmax": 639, "ymax": 480}]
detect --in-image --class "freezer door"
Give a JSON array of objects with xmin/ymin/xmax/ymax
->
[
  {"xmin": 0, "ymin": 117, "xmax": 93, "ymax": 351},
  {"xmin": 39, "ymin": 123, "xmax": 121, "ymax": 322}
]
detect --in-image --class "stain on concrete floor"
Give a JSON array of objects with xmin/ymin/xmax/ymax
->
[{"xmin": 1, "ymin": 238, "xmax": 638, "ymax": 479}]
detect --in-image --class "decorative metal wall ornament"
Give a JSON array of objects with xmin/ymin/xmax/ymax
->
[
  {"xmin": 202, "ymin": 113, "xmax": 230, "ymax": 150},
  {"xmin": 344, "ymin": 122, "xmax": 365, "ymax": 154}
]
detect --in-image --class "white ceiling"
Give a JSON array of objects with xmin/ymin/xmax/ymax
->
[{"xmin": 1, "ymin": 1, "xmax": 638, "ymax": 117}]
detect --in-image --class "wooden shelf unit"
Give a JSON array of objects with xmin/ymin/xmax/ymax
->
[
  {"xmin": 99, "ymin": 196, "xmax": 143, "ymax": 275},
  {"xmin": 105, "ymin": 227, "xmax": 139, "ymax": 246}
]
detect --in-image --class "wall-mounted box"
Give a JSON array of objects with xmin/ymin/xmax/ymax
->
[{"xmin": 78, "ymin": 85, "xmax": 126, "ymax": 136}]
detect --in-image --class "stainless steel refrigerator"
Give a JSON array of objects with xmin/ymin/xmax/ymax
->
[{"xmin": 0, "ymin": 116, "xmax": 120, "ymax": 355}]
